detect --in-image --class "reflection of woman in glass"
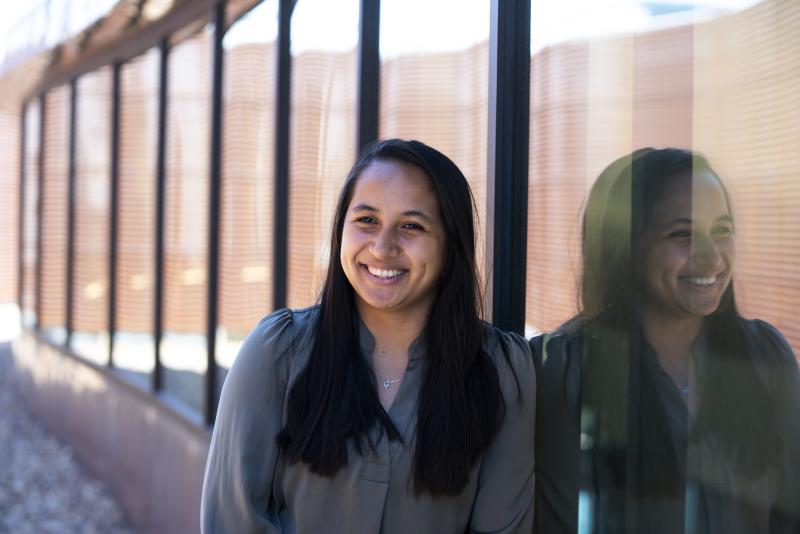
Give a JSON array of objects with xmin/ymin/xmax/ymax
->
[
  {"xmin": 202, "ymin": 139, "xmax": 535, "ymax": 533},
  {"xmin": 532, "ymin": 148, "xmax": 800, "ymax": 534}
]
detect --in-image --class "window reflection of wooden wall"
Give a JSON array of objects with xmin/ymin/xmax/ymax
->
[
  {"xmin": 17, "ymin": 0, "xmax": 799, "ymax": 359},
  {"xmin": 526, "ymin": 0, "xmax": 800, "ymax": 359}
]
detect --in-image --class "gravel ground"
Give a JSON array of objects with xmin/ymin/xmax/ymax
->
[{"xmin": 0, "ymin": 343, "xmax": 137, "ymax": 533}]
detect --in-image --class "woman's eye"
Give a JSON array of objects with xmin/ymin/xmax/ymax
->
[
  {"xmin": 712, "ymin": 225, "xmax": 733, "ymax": 236},
  {"xmin": 355, "ymin": 216, "xmax": 377, "ymax": 225},
  {"xmin": 402, "ymin": 222, "xmax": 424, "ymax": 231},
  {"xmin": 668, "ymin": 230, "xmax": 691, "ymax": 239}
]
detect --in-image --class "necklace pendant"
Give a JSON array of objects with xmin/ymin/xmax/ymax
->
[{"xmin": 382, "ymin": 378, "xmax": 399, "ymax": 389}]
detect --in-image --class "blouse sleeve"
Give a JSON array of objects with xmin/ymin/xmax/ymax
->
[
  {"xmin": 469, "ymin": 330, "xmax": 537, "ymax": 533},
  {"xmin": 201, "ymin": 308, "xmax": 294, "ymax": 534}
]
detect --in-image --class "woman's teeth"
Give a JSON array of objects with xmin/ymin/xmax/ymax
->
[
  {"xmin": 685, "ymin": 276, "xmax": 717, "ymax": 287},
  {"xmin": 367, "ymin": 266, "xmax": 404, "ymax": 279}
]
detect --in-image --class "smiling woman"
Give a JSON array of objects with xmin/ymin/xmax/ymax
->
[
  {"xmin": 531, "ymin": 148, "xmax": 800, "ymax": 534},
  {"xmin": 201, "ymin": 139, "xmax": 535, "ymax": 534}
]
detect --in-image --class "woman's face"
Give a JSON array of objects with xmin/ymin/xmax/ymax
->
[
  {"xmin": 340, "ymin": 159, "xmax": 446, "ymax": 320},
  {"xmin": 641, "ymin": 170, "xmax": 736, "ymax": 320}
]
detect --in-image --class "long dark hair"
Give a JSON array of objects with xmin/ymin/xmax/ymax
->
[
  {"xmin": 578, "ymin": 148, "xmax": 779, "ymax": 497},
  {"xmin": 276, "ymin": 139, "xmax": 504, "ymax": 496}
]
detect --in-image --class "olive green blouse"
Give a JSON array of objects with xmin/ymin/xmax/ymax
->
[{"xmin": 201, "ymin": 307, "xmax": 536, "ymax": 534}]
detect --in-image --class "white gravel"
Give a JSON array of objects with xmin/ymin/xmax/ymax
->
[{"xmin": 0, "ymin": 343, "xmax": 137, "ymax": 533}]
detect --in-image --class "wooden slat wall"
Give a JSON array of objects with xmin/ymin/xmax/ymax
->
[
  {"xmin": 525, "ymin": 0, "xmax": 800, "ymax": 359},
  {"xmin": 287, "ymin": 48, "xmax": 357, "ymax": 309},
  {"xmin": 117, "ymin": 50, "xmax": 159, "ymax": 337},
  {"xmin": 10, "ymin": 0, "xmax": 798, "ymax": 365},
  {"xmin": 0, "ymin": 108, "xmax": 20, "ymax": 305},
  {"xmin": 694, "ymin": 0, "xmax": 800, "ymax": 355},
  {"xmin": 380, "ymin": 41, "xmax": 490, "ymax": 286},
  {"xmin": 163, "ymin": 31, "xmax": 210, "ymax": 335},
  {"xmin": 114, "ymin": 48, "xmax": 159, "ymax": 375},
  {"xmin": 39, "ymin": 85, "xmax": 70, "ymax": 339},
  {"xmin": 21, "ymin": 102, "xmax": 40, "ymax": 326},
  {"xmin": 218, "ymin": 37, "xmax": 277, "ymax": 353},
  {"xmin": 72, "ymin": 68, "xmax": 111, "ymax": 363}
]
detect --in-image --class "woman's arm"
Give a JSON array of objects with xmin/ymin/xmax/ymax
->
[
  {"xmin": 469, "ymin": 331, "xmax": 536, "ymax": 533},
  {"xmin": 201, "ymin": 309, "xmax": 294, "ymax": 534}
]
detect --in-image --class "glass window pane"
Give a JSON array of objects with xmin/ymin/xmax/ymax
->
[
  {"xmin": 379, "ymin": 0, "xmax": 490, "ymax": 278},
  {"xmin": 526, "ymin": 1, "xmax": 800, "ymax": 531},
  {"xmin": 72, "ymin": 67, "xmax": 111, "ymax": 365},
  {"xmin": 0, "ymin": 107, "xmax": 20, "ymax": 337},
  {"xmin": 115, "ymin": 49, "xmax": 159, "ymax": 385},
  {"xmin": 40, "ymin": 84, "xmax": 70, "ymax": 343},
  {"xmin": 693, "ymin": 3, "xmax": 800, "ymax": 353},
  {"xmin": 526, "ymin": 0, "xmax": 800, "ymax": 342},
  {"xmin": 21, "ymin": 101, "xmax": 40, "ymax": 328},
  {"xmin": 162, "ymin": 30, "xmax": 211, "ymax": 412},
  {"xmin": 287, "ymin": 0, "xmax": 358, "ymax": 308},
  {"xmin": 217, "ymin": 0, "xmax": 278, "ymax": 375}
]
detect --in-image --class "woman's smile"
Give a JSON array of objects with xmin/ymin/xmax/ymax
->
[
  {"xmin": 361, "ymin": 263, "xmax": 411, "ymax": 287},
  {"xmin": 680, "ymin": 275, "xmax": 718, "ymax": 287},
  {"xmin": 363, "ymin": 264, "xmax": 408, "ymax": 281}
]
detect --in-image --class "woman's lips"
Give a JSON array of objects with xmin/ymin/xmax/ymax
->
[{"xmin": 362, "ymin": 264, "xmax": 407, "ymax": 283}]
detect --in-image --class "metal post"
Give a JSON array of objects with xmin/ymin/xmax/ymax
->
[
  {"xmin": 154, "ymin": 37, "xmax": 169, "ymax": 392},
  {"xmin": 486, "ymin": 0, "xmax": 531, "ymax": 334},
  {"xmin": 272, "ymin": 0, "xmax": 294, "ymax": 311},
  {"xmin": 356, "ymin": 0, "xmax": 380, "ymax": 155},
  {"xmin": 205, "ymin": 0, "xmax": 225, "ymax": 426},
  {"xmin": 66, "ymin": 78, "xmax": 78, "ymax": 346},
  {"xmin": 35, "ymin": 93, "xmax": 46, "ymax": 331},
  {"xmin": 109, "ymin": 62, "xmax": 121, "ymax": 365},
  {"xmin": 18, "ymin": 103, "xmax": 26, "ymax": 315}
]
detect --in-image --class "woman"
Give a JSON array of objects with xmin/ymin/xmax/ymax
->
[
  {"xmin": 202, "ymin": 139, "xmax": 535, "ymax": 533},
  {"xmin": 532, "ymin": 148, "xmax": 800, "ymax": 533}
]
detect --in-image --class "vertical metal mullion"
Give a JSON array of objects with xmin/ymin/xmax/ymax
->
[
  {"xmin": 35, "ymin": 93, "xmax": 46, "ymax": 332},
  {"xmin": 356, "ymin": 0, "xmax": 380, "ymax": 155},
  {"xmin": 66, "ymin": 78, "xmax": 78, "ymax": 346},
  {"xmin": 206, "ymin": 0, "xmax": 225, "ymax": 426},
  {"xmin": 18, "ymin": 103, "xmax": 26, "ymax": 315},
  {"xmin": 109, "ymin": 62, "xmax": 121, "ymax": 365},
  {"xmin": 486, "ymin": 0, "xmax": 531, "ymax": 334},
  {"xmin": 272, "ymin": 0, "xmax": 294, "ymax": 311},
  {"xmin": 154, "ymin": 38, "xmax": 169, "ymax": 392}
]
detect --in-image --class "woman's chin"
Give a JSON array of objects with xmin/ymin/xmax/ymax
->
[{"xmin": 682, "ymin": 297, "xmax": 724, "ymax": 318}]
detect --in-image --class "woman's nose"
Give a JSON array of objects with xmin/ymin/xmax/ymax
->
[
  {"xmin": 691, "ymin": 232, "xmax": 721, "ymax": 266},
  {"xmin": 370, "ymin": 228, "xmax": 399, "ymax": 258}
]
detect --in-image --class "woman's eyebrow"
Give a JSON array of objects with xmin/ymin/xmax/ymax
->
[
  {"xmin": 661, "ymin": 214, "xmax": 733, "ymax": 229},
  {"xmin": 351, "ymin": 203, "xmax": 377, "ymax": 213},
  {"xmin": 351, "ymin": 204, "xmax": 432, "ymax": 223},
  {"xmin": 402, "ymin": 209, "xmax": 432, "ymax": 222},
  {"xmin": 661, "ymin": 217, "xmax": 693, "ymax": 228}
]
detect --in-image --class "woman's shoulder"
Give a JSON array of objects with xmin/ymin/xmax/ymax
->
[
  {"xmin": 231, "ymin": 306, "xmax": 319, "ymax": 373},
  {"xmin": 529, "ymin": 318, "xmax": 586, "ymax": 371},
  {"xmin": 737, "ymin": 316, "xmax": 797, "ymax": 365},
  {"xmin": 481, "ymin": 322, "xmax": 532, "ymax": 365},
  {"xmin": 481, "ymin": 323, "xmax": 536, "ymax": 397}
]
